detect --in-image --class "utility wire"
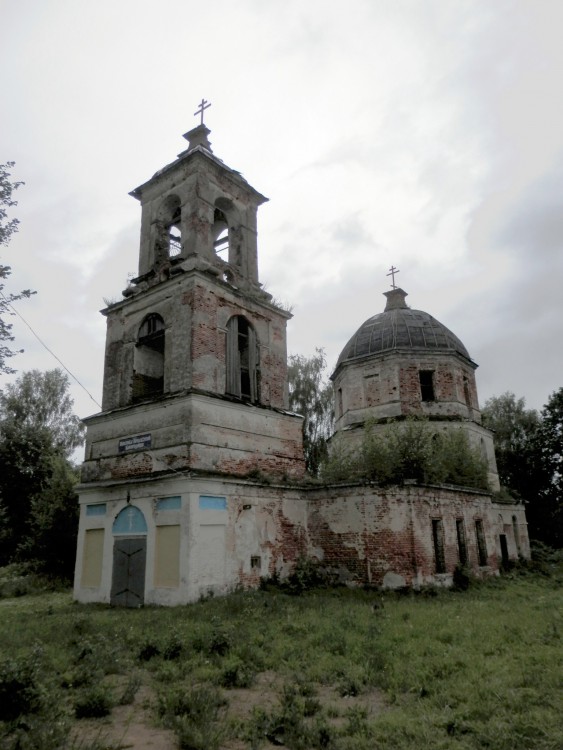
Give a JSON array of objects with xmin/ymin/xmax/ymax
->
[{"xmin": 0, "ymin": 291, "xmax": 102, "ymax": 409}]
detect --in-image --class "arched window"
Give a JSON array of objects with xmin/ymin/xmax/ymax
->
[
  {"xmin": 226, "ymin": 316, "xmax": 258, "ymax": 402},
  {"xmin": 112, "ymin": 506, "xmax": 148, "ymax": 535},
  {"xmin": 132, "ymin": 314, "xmax": 165, "ymax": 402}
]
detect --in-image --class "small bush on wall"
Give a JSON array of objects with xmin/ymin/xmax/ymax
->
[{"xmin": 320, "ymin": 418, "xmax": 490, "ymax": 491}]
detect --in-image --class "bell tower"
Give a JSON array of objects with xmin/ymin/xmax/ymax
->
[
  {"xmin": 130, "ymin": 121, "xmax": 264, "ymax": 292},
  {"xmin": 82, "ymin": 113, "xmax": 305, "ymax": 483}
]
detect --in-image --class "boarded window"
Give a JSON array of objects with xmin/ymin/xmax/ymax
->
[
  {"xmin": 419, "ymin": 370, "xmax": 435, "ymax": 402},
  {"xmin": 475, "ymin": 519, "xmax": 488, "ymax": 566},
  {"xmin": 456, "ymin": 519, "xmax": 468, "ymax": 566},
  {"xmin": 86, "ymin": 503, "xmax": 107, "ymax": 517},
  {"xmin": 154, "ymin": 525, "xmax": 181, "ymax": 588},
  {"xmin": 226, "ymin": 316, "xmax": 258, "ymax": 402},
  {"xmin": 81, "ymin": 529, "xmax": 105, "ymax": 588},
  {"xmin": 199, "ymin": 525, "xmax": 226, "ymax": 588},
  {"xmin": 432, "ymin": 519, "xmax": 446, "ymax": 573}
]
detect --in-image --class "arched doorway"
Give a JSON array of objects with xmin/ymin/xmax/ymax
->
[{"xmin": 110, "ymin": 505, "xmax": 148, "ymax": 607}]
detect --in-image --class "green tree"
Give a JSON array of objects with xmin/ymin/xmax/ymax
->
[
  {"xmin": 481, "ymin": 392, "xmax": 540, "ymax": 499},
  {"xmin": 0, "ymin": 162, "xmax": 35, "ymax": 374},
  {"xmin": 0, "ymin": 369, "xmax": 84, "ymax": 456},
  {"xmin": 532, "ymin": 388, "xmax": 563, "ymax": 547},
  {"xmin": 0, "ymin": 369, "xmax": 84, "ymax": 577},
  {"xmin": 0, "ymin": 422, "xmax": 55, "ymax": 564},
  {"xmin": 21, "ymin": 456, "xmax": 80, "ymax": 579},
  {"xmin": 288, "ymin": 348, "xmax": 334, "ymax": 475}
]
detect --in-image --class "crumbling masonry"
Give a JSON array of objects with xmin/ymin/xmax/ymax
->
[{"xmin": 73, "ymin": 124, "xmax": 529, "ymax": 606}]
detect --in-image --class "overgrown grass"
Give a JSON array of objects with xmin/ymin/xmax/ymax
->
[{"xmin": 1, "ymin": 559, "xmax": 561, "ymax": 749}]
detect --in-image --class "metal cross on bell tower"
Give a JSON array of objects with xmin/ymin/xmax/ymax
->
[
  {"xmin": 194, "ymin": 98, "xmax": 211, "ymax": 126},
  {"xmin": 386, "ymin": 265, "xmax": 400, "ymax": 289}
]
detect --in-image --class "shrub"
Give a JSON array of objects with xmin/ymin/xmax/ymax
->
[
  {"xmin": 246, "ymin": 684, "xmax": 329, "ymax": 750},
  {"xmin": 218, "ymin": 655, "xmax": 254, "ymax": 688},
  {"xmin": 157, "ymin": 684, "xmax": 226, "ymax": 723},
  {"xmin": 138, "ymin": 639, "xmax": 161, "ymax": 661},
  {"xmin": 320, "ymin": 417, "xmax": 490, "ymax": 491},
  {"xmin": 0, "ymin": 656, "xmax": 42, "ymax": 722},
  {"xmin": 261, "ymin": 556, "xmax": 336, "ymax": 594},
  {"xmin": 74, "ymin": 685, "xmax": 113, "ymax": 718},
  {"xmin": 157, "ymin": 685, "xmax": 227, "ymax": 750},
  {"xmin": 162, "ymin": 633, "xmax": 183, "ymax": 661},
  {"xmin": 192, "ymin": 619, "xmax": 232, "ymax": 657},
  {"xmin": 452, "ymin": 563, "xmax": 475, "ymax": 591}
]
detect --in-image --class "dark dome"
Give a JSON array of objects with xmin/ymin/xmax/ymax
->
[{"xmin": 335, "ymin": 288, "xmax": 472, "ymax": 370}]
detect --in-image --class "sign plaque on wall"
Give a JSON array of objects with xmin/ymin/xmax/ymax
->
[{"xmin": 118, "ymin": 433, "xmax": 152, "ymax": 453}]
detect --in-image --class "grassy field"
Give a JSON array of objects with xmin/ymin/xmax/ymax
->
[{"xmin": 1, "ymin": 560, "xmax": 561, "ymax": 750}]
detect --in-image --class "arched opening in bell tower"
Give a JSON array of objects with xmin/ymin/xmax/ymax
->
[
  {"xmin": 168, "ymin": 202, "xmax": 182, "ymax": 258},
  {"xmin": 213, "ymin": 207, "xmax": 229, "ymax": 257},
  {"xmin": 226, "ymin": 315, "xmax": 259, "ymax": 402},
  {"xmin": 132, "ymin": 314, "xmax": 165, "ymax": 402},
  {"xmin": 155, "ymin": 195, "xmax": 182, "ymax": 262}
]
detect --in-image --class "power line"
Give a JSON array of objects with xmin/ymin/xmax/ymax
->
[{"xmin": 0, "ymin": 291, "xmax": 102, "ymax": 409}]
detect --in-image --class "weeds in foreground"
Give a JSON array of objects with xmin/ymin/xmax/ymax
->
[
  {"xmin": 0, "ymin": 561, "xmax": 561, "ymax": 750},
  {"xmin": 156, "ymin": 684, "xmax": 227, "ymax": 750}
]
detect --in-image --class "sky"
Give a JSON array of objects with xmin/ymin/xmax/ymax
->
[{"xmin": 2, "ymin": 0, "xmax": 563, "ymax": 426}]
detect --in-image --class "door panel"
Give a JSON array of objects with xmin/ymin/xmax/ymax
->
[{"xmin": 111, "ymin": 537, "xmax": 146, "ymax": 607}]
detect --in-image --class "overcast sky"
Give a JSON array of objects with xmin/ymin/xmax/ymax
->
[{"xmin": 2, "ymin": 0, "xmax": 562, "ymax": 426}]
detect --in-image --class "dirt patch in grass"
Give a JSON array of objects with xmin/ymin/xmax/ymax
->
[
  {"xmin": 72, "ymin": 685, "xmax": 176, "ymax": 750},
  {"xmin": 221, "ymin": 671, "xmax": 388, "ymax": 749},
  {"xmin": 70, "ymin": 672, "xmax": 388, "ymax": 750}
]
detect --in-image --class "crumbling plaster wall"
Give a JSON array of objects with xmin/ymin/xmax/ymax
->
[
  {"xmin": 74, "ymin": 472, "xmax": 529, "ymax": 606},
  {"xmin": 82, "ymin": 394, "xmax": 305, "ymax": 483},
  {"xmin": 74, "ymin": 476, "xmax": 308, "ymax": 605},
  {"xmin": 306, "ymin": 484, "xmax": 517, "ymax": 588}
]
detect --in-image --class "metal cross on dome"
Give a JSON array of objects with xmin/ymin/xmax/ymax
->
[
  {"xmin": 387, "ymin": 265, "xmax": 400, "ymax": 289},
  {"xmin": 194, "ymin": 98, "xmax": 211, "ymax": 126}
]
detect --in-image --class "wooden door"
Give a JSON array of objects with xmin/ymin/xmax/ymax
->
[{"xmin": 110, "ymin": 537, "xmax": 146, "ymax": 607}]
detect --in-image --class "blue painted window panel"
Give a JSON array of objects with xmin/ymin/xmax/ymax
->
[
  {"xmin": 199, "ymin": 496, "xmax": 227, "ymax": 510},
  {"xmin": 86, "ymin": 504, "xmax": 107, "ymax": 516},
  {"xmin": 156, "ymin": 496, "xmax": 182, "ymax": 511},
  {"xmin": 112, "ymin": 506, "xmax": 148, "ymax": 535}
]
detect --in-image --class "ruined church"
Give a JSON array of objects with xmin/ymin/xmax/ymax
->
[{"xmin": 73, "ymin": 117, "xmax": 529, "ymax": 606}]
